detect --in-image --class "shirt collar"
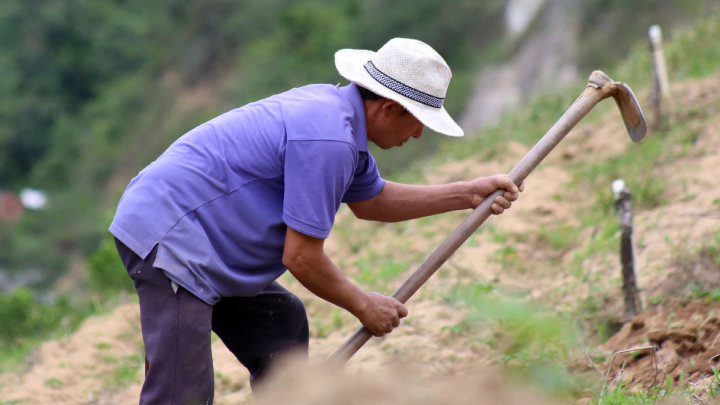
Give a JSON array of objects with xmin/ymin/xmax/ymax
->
[{"xmin": 338, "ymin": 83, "xmax": 368, "ymax": 152}]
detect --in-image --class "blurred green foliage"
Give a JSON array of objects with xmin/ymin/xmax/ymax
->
[
  {"xmin": 0, "ymin": 0, "xmax": 508, "ymax": 190},
  {"xmin": 0, "ymin": 287, "xmax": 92, "ymax": 370},
  {"xmin": 0, "ymin": 0, "xmax": 509, "ymax": 283},
  {"xmin": 445, "ymin": 281, "xmax": 577, "ymax": 395},
  {"xmin": 86, "ymin": 214, "xmax": 133, "ymax": 294},
  {"xmin": 87, "ymin": 237, "xmax": 133, "ymax": 294},
  {"xmin": 0, "ymin": 234, "xmax": 131, "ymax": 370}
]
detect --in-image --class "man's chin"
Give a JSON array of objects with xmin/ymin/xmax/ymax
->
[{"xmin": 370, "ymin": 140, "xmax": 399, "ymax": 150}]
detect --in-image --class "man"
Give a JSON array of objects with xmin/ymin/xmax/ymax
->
[{"xmin": 111, "ymin": 38, "xmax": 523, "ymax": 404}]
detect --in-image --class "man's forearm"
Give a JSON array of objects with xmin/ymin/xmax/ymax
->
[
  {"xmin": 283, "ymin": 227, "xmax": 408, "ymax": 336},
  {"xmin": 349, "ymin": 180, "xmax": 471, "ymax": 222},
  {"xmin": 286, "ymin": 250, "xmax": 368, "ymax": 316}
]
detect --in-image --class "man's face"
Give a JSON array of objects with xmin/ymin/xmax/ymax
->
[{"xmin": 368, "ymin": 102, "xmax": 424, "ymax": 150}]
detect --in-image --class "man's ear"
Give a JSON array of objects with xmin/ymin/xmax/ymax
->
[{"xmin": 380, "ymin": 100, "xmax": 404, "ymax": 117}]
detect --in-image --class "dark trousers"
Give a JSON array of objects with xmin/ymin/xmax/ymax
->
[{"xmin": 115, "ymin": 238, "xmax": 309, "ymax": 405}]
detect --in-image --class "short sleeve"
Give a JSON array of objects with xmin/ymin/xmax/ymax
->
[
  {"xmin": 283, "ymin": 140, "xmax": 356, "ymax": 239},
  {"xmin": 341, "ymin": 152, "xmax": 386, "ymax": 203}
]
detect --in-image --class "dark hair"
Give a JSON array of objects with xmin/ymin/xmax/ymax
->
[
  {"xmin": 357, "ymin": 85, "xmax": 386, "ymax": 101},
  {"xmin": 357, "ymin": 85, "xmax": 409, "ymax": 115}
]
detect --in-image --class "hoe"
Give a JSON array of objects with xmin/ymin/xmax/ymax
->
[{"xmin": 328, "ymin": 70, "xmax": 648, "ymax": 364}]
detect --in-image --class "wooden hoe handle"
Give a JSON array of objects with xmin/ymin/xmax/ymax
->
[{"xmin": 327, "ymin": 71, "xmax": 630, "ymax": 365}]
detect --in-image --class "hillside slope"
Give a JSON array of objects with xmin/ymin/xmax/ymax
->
[{"xmin": 2, "ymin": 72, "xmax": 719, "ymax": 404}]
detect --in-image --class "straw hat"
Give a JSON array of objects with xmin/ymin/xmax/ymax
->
[{"xmin": 335, "ymin": 38, "xmax": 464, "ymax": 137}]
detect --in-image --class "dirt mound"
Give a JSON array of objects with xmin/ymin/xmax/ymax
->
[{"xmin": 602, "ymin": 300, "xmax": 720, "ymax": 388}]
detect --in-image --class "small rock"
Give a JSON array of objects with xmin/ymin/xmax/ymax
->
[
  {"xmin": 648, "ymin": 330, "xmax": 669, "ymax": 345},
  {"xmin": 701, "ymin": 316, "xmax": 720, "ymax": 334},
  {"xmin": 631, "ymin": 319, "xmax": 645, "ymax": 331},
  {"xmin": 532, "ymin": 206, "xmax": 553, "ymax": 216},
  {"xmin": 669, "ymin": 330, "xmax": 698, "ymax": 343},
  {"xmin": 676, "ymin": 340, "xmax": 705, "ymax": 357},
  {"xmin": 664, "ymin": 355, "xmax": 680, "ymax": 373},
  {"xmin": 561, "ymin": 146, "xmax": 578, "ymax": 161}
]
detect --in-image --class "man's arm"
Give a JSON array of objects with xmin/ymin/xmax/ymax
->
[
  {"xmin": 347, "ymin": 175, "xmax": 524, "ymax": 223},
  {"xmin": 283, "ymin": 227, "xmax": 408, "ymax": 337}
]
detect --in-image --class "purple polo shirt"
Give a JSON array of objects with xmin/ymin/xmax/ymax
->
[{"xmin": 109, "ymin": 83, "xmax": 385, "ymax": 304}]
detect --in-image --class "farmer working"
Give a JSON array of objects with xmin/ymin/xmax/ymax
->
[{"xmin": 111, "ymin": 38, "xmax": 523, "ymax": 404}]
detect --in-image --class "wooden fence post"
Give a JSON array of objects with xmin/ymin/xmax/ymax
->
[
  {"xmin": 649, "ymin": 24, "xmax": 672, "ymax": 129},
  {"xmin": 612, "ymin": 179, "xmax": 642, "ymax": 319}
]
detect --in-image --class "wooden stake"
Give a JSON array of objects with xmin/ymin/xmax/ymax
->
[
  {"xmin": 612, "ymin": 179, "xmax": 642, "ymax": 319},
  {"xmin": 649, "ymin": 25, "xmax": 673, "ymax": 128}
]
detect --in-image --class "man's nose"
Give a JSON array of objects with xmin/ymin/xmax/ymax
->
[{"xmin": 412, "ymin": 127, "xmax": 423, "ymax": 139}]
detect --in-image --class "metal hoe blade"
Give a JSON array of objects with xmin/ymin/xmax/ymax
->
[{"xmin": 613, "ymin": 83, "xmax": 647, "ymax": 143}]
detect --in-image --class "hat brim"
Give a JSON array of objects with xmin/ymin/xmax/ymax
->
[{"xmin": 335, "ymin": 49, "xmax": 464, "ymax": 137}]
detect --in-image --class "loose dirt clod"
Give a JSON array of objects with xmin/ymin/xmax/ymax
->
[{"xmin": 603, "ymin": 301, "xmax": 720, "ymax": 389}]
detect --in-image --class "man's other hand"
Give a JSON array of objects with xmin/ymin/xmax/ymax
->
[
  {"xmin": 468, "ymin": 174, "xmax": 525, "ymax": 215},
  {"xmin": 356, "ymin": 292, "xmax": 408, "ymax": 337}
]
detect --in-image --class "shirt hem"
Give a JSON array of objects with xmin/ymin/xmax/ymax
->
[
  {"xmin": 283, "ymin": 214, "xmax": 332, "ymax": 239},
  {"xmin": 108, "ymin": 224, "xmax": 152, "ymax": 260},
  {"xmin": 341, "ymin": 178, "xmax": 387, "ymax": 203}
]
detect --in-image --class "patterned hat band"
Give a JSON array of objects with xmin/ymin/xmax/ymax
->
[{"xmin": 363, "ymin": 61, "xmax": 444, "ymax": 109}]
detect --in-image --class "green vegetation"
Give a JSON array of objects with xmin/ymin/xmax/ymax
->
[
  {"xmin": 0, "ymin": 0, "xmax": 511, "ymax": 285},
  {"xmin": 108, "ymin": 354, "xmax": 143, "ymax": 391},
  {"xmin": 446, "ymin": 281, "xmax": 720, "ymax": 402},
  {"xmin": 86, "ymin": 217, "xmax": 134, "ymax": 295},
  {"xmin": 666, "ymin": 228, "xmax": 720, "ymax": 302},
  {"xmin": 0, "ymin": 288, "xmax": 93, "ymax": 371},
  {"xmin": 354, "ymin": 250, "xmax": 411, "ymax": 291},
  {"xmin": 445, "ymin": 281, "xmax": 577, "ymax": 395},
  {"xmin": 43, "ymin": 377, "xmax": 63, "ymax": 388},
  {"xmin": 0, "ymin": 217, "xmax": 134, "ymax": 371},
  {"xmin": 0, "ymin": 400, "xmax": 29, "ymax": 405},
  {"xmin": 590, "ymin": 369, "xmax": 720, "ymax": 404}
]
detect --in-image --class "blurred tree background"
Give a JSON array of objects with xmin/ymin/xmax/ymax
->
[{"xmin": 0, "ymin": 0, "xmax": 715, "ymax": 293}]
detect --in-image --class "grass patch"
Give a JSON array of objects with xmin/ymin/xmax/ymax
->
[
  {"xmin": 111, "ymin": 354, "xmax": 143, "ymax": 389},
  {"xmin": 445, "ymin": 281, "xmax": 577, "ymax": 394},
  {"xmin": 589, "ymin": 368, "xmax": 720, "ymax": 405},
  {"xmin": 570, "ymin": 137, "xmax": 667, "ymax": 211},
  {"xmin": 666, "ymin": 229, "xmax": 720, "ymax": 300},
  {"xmin": 0, "ymin": 287, "xmax": 137, "ymax": 373},
  {"xmin": 592, "ymin": 378, "xmax": 675, "ymax": 405},
  {"xmin": 494, "ymin": 245, "xmax": 526, "ymax": 274},
  {"xmin": 0, "ymin": 213, "xmax": 139, "ymax": 372},
  {"xmin": 0, "ymin": 288, "xmax": 94, "ymax": 372},
  {"xmin": 311, "ymin": 307, "xmax": 348, "ymax": 339},
  {"xmin": 354, "ymin": 254, "xmax": 409, "ymax": 291},
  {"xmin": 537, "ymin": 224, "xmax": 582, "ymax": 252},
  {"xmin": 332, "ymin": 219, "xmax": 373, "ymax": 255},
  {"xmin": 43, "ymin": 377, "xmax": 63, "ymax": 388}
]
